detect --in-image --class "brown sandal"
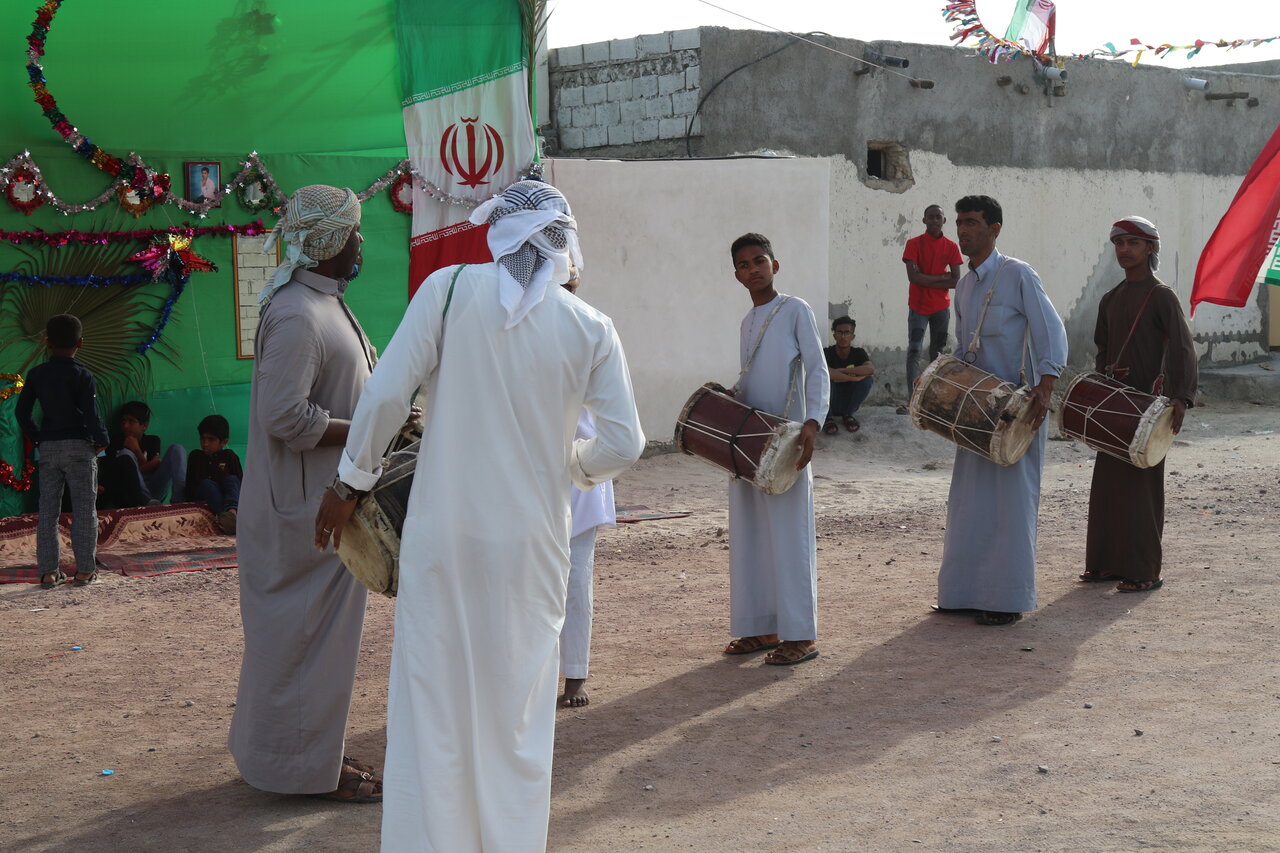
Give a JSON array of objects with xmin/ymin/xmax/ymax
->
[
  {"xmin": 724, "ymin": 635, "xmax": 781, "ymax": 656},
  {"xmin": 764, "ymin": 641, "xmax": 819, "ymax": 666},
  {"xmin": 310, "ymin": 765, "xmax": 383, "ymax": 804}
]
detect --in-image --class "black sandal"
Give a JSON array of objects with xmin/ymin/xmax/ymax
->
[
  {"xmin": 1116, "ymin": 578, "xmax": 1163, "ymax": 593},
  {"xmin": 1078, "ymin": 571, "xmax": 1110, "ymax": 583},
  {"xmin": 72, "ymin": 570, "xmax": 98, "ymax": 587},
  {"xmin": 40, "ymin": 570, "xmax": 66, "ymax": 589},
  {"xmin": 822, "ymin": 419, "xmax": 839, "ymax": 435},
  {"xmin": 976, "ymin": 611, "xmax": 1022, "ymax": 626},
  {"xmin": 843, "ymin": 416, "xmax": 860, "ymax": 433}
]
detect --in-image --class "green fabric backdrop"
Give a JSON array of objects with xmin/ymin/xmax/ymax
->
[{"xmin": 0, "ymin": 0, "xmax": 423, "ymax": 485}]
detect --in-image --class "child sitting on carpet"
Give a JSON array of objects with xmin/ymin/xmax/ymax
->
[
  {"xmin": 14, "ymin": 313, "xmax": 110, "ymax": 588},
  {"xmin": 98, "ymin": 401, "xmax": 186, "ymax": 508},
  {"xmin": 185, "ymin": 414, "xmax": 242, "ymax": 534}
]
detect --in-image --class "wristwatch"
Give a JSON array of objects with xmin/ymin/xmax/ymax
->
[{"xmin": 331, "ymin": 477, "xmax": 366, "ymax": 501}]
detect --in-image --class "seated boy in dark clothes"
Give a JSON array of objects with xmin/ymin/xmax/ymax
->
[
  {"xmin": 99, "ymin": 400, "xmax": 186, "ymax": 507},
  {"xmin": 823, "ymin": 315, "xmax": 875, "ymax": 434},
  {"xmin": 186, "ymin": 414, "xmax": 242, "ymax": 533}
]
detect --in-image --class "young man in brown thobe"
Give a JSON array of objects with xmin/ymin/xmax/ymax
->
[{"xmin": 1080, "ymin": 216, "xmax": 1197, "ymax": 592}]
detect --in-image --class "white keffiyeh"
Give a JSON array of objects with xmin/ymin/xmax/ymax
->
[
  {"xmin": 260, "ymin": 185, "xmax": 362, "ymax": 308},
  {"xmin": 468, "ymin": 180, "xmax": 583, "ymax": 329}
]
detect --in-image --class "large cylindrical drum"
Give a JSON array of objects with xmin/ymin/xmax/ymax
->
[
  {"xmin": 337, "ymin": 440, "xmax": 418, "ymax": 598},
  {"xmin": 673, "ymin": 382, "xmax": 803, "ymax": 495},
  {"xmin": 1056, "ymin": 372, "xmax": 1174, "ymax": 468},
  {"xmin": 909, "ymin": 354, "xmax": 1036, "ymax": 466}
]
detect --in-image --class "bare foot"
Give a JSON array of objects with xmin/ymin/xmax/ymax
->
[{"xmin": 559, "ymin": 678, "xmax": 589, "ymax": 708}]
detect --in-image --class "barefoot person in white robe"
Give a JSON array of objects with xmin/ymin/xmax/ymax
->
[
  {"xmin": 315, "ymin": 181, "xmax": 644, "ymax": 853},
  {"xmin": 559, "ymin": 409, "xmax": 616, "ymax": 709}
]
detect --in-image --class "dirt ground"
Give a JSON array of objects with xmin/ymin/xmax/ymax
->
[{"xmin": 2, "ymin": 403, "xmax": 1277, "ymax": 853}]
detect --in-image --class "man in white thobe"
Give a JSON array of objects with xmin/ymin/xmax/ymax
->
[
  {"xmin": 316, "ymin": 181, "xmax": 644, "ymax": 852},
  {"xmin": 723, "ymin": 233, "xmax": 829, "ymax": 666},
  {"xmin": 936, "ymin": 195, "xmax": 1068, "ymax": 626}
]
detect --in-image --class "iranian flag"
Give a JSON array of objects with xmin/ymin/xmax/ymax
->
[
  {"xmin": 1003, "ymin": 0, "xmax": 1056, "ymax": 54},
  {"xmin": 396, "ymin": 0, "xmax": 536, "ymax": 295}
]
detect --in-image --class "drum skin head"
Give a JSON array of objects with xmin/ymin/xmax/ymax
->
[
  {"xmin": 910, "ymin": 354, "xmax": 1036, "ymax": 467},
  {"xmin": 1058, "ymin": 372, "xmax": 1174, "ymax": 469},
  {"xmin": 754, "ymin": 421, "xmax": 803, "ymax": 496},
  {"xmin": 675, "ymin": 382, "xmax": 805, "ymax": 495}
]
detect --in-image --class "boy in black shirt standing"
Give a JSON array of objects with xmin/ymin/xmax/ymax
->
[
  {"xmin": 15, "ymin": 314, "xmax": 110, "ymax": 588},
  {"xmin": 822, "ymin": 315, "xmax": 875, "ymax": 434},
  {"xmin": 186, "ymin": 414, "xmax": 243, "ymax": 533}
]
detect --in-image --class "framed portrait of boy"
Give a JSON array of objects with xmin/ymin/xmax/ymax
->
[{"xmin": 185, "ymin": 161, "xmax": 221, "ymax": 204}]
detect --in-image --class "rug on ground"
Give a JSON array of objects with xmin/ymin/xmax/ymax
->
[{"xmin": 0, "ymin": 503, "xmax": 236, "ymax": 583}]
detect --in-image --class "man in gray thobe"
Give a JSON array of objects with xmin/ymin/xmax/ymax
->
[
  {"xmin": 228, "ymin": 185, "xmax": 382, "ymax": 802},
  {"xmin": 936, "ymin": 195, "xmax": 1068, "ymax": 626}
]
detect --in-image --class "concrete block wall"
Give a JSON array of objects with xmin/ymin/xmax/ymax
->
[
  {"xmin": 549, "ymin": 29, "xmax": 702, "ymax": 152},
  {"xmin": 233, "ymin": 234, "xmax": 274, "ymax": 358}
]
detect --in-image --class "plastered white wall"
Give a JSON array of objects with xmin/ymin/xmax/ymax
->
[
  {"xmin": 828, "ymin": 151, "xmax": 1253, "ymax": 361},
  {"xmin": 544, "ymin": 157, "xmax": 830, "ymax": 442}
]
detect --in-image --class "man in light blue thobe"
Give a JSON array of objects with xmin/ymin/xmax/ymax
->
[{"xmin": 937, "ymin": 196, "xmax": 1068, "ymax": 626}]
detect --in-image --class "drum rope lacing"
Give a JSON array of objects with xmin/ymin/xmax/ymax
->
[
  {"xmin": 914, "ymin": 372, "xmax": 1016, "ymax": 454},
  {"xmin": 677, "ymin": 412, "xmax": 777, "ymax": 477}
]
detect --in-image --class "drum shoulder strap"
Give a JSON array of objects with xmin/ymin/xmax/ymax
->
[
  {"xmin": 442, "ymin": 263, "xmax": 465, "ymax": 321},
  {"xmin": 1104, "ymin": 285, "xmax": 1157, "ymax": 384},
  {"xmin": 732, "ymin": 295, "xmax": 791, "ymax": 394}
]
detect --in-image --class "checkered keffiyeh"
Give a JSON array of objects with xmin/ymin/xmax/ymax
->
[
  {"xmin": 468, "ymin": 180, "xmax": 582, "ymax": 328},
  {"xmin": 260, "ymin": 185, "xmax": 363, "ymax": 307}
]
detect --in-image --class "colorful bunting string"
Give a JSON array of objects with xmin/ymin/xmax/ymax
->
[{"xmin": 943, "ymin": 2, "xmax": 1280, "ymax": 66}]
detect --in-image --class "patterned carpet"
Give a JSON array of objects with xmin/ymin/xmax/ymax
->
[{"xmin": 0, "ymin": 503, "xmax": 236, "ymax": 584}]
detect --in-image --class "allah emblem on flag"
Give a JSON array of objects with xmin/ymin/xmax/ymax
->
[{"xmin": 440, "ymin": 118, "xmax": 506, "ymax": 188}]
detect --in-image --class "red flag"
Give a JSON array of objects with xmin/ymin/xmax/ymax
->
[{"xmin": 1191, "ymin": 122, "xmax": 1280, "ymax": 315}]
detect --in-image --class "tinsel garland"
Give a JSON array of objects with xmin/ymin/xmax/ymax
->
[
  {"xmin": 0, "ymin": 422, "xmax": 35, "ymax": 493},
  {"xmin": 128, "ymin": 234, "xmax": 216, "ymax": 354},
  {"xmin": 0, "ymin": 219, "xmax": 268, "ymax": 247},
  {"xmin": 0, "ymin": 373, "xmax": 23, "ymax": 402},
  {"xmin": 25, "ymin": 0, "xmax": 127, "ymax": 179},
  {"xmin": 136, "ymin": 279, "xmax": 185, "ymax": 355},
  {"xmin": 0, "ymin": 150, "xmax": 533, "ymax": 219},
  {"xmin": 0, "ymin": 271, "xmax": 151, "ymax": 287}
]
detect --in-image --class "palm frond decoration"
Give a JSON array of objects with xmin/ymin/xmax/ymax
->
[
  {"xmin": 0, "ymin": 228, "xmax": 180, "ymax": 416},
  {"xmin": 517, "ymin": 0, "xmax": 550, "ymax": 123}
]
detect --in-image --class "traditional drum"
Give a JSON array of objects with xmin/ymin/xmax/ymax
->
[
  {"xmin": 1056, "ymin": 372, "xmax": 1174, "ymax": 468},
  {"xmin": 337, "ymin": 429, "xmax": 420, "ymax": 598},
  {"xmin": 673, "ymin": 382, "xmax": 804, "ymax": 495},
  {"xmin": 909, "ymin": 354, "xmax": 1036, "ymax": 466}
]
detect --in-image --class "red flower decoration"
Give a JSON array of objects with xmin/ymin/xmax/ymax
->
[{"xmin": 4, "ymin": 167, "xmax": 45, "ymax": 215}]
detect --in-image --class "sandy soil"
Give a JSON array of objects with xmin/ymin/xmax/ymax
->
[{"xmin": 2, "ymin": 403, "xmax": 1277, "ymax": 853}]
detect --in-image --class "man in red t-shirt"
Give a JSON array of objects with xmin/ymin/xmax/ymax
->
[{"xmin": 899, "ymin": 204, "xmax": 964, "ymax": 413}]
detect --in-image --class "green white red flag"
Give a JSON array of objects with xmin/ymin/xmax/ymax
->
[
  {"xmin": 396, "ymin": 0, "xmax": 535, "ymax": 294},
  {"xmin": 1191, "ymin": 123, "xmax": 1280, "ymax": 315},
  {"xmin": 1003, "ymin": 0, "xmax": 1056, "ymax": 55}
]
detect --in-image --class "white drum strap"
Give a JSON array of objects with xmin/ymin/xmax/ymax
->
[
  {"xmin": 963, "ymin": 259, "xmax": 1010, "ymax": 364},
  {"xmin": 964, "ymin": 259, "xmax": 1037, "ymax": 387},
  {"xmin": 733, "ymin": 295, "xmax": 791, "ymax": 394}
]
